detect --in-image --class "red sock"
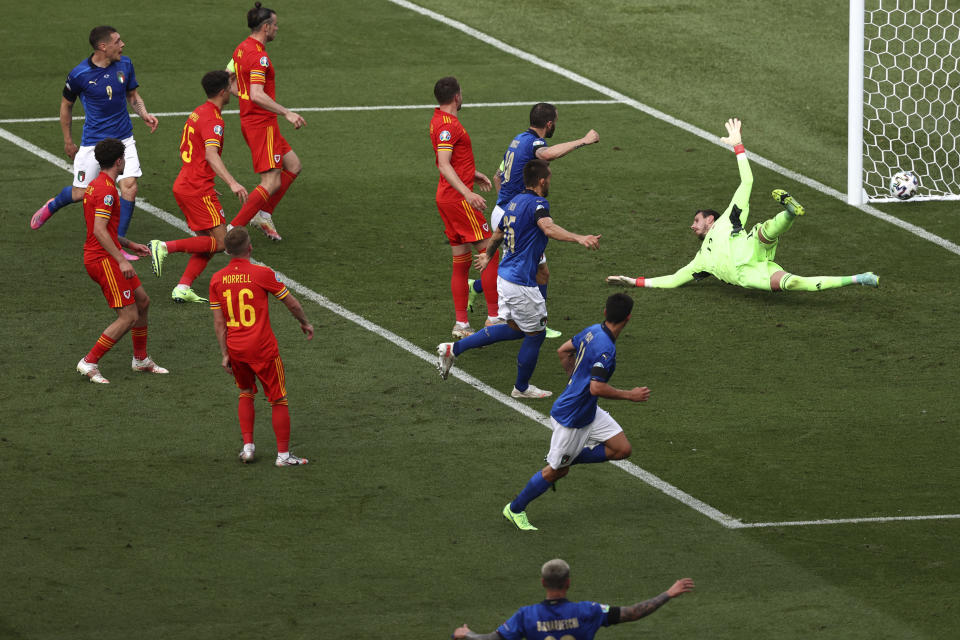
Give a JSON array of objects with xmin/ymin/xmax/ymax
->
[
  {"xmin": 270, "ymin": 400, "xmax": 291, "ymax": 453},
  {"xmin": 85, "ymin": 333, "xmax": 117, "ymax": 364},
  {"xmin": 230, "ymin": 185, "xmax": 270, "ymax": 227},
  {"xmin": 479, "ymin": 248, "xmax": 500, "ymax": 317},
  {"xmin": 178, "ymin": 253, "xmax": 213, "ymax": 287},
  {"xmin": 261, "ymin": 170, "xmax": 298, "ymax": 214},
  {"xmin": 166, "ymin": 236, "xmax": 216, "ymax": 254},
  {"xmin": 130, "ymin": 326, "xmax": 148, "ymax": 361},
  {"xmin": 451, "ymin": 253, "xmax": 471, "ymax": 323},
  {"xmin": 238, "ymin": 393, "xmax": 255, "ymax": 444}
]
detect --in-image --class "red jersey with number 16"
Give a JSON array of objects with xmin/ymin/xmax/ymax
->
[
  {"xmin": 209, "ymin": 258, "xmax": 290, "ymax": 362},
  {"xmin": 82, "ymin": 172, "xmax": 122, "ymax": 265},
  {"xmin": 233, "ymin": 37, "xmax": 276, "ymax": 128},
  {"xmin": 430, "ymin": 108, "xmax": 476, "ymax": 202},
  {"xmin": 173, "ymin": 101, "xmax": 225, "ymax": 196}
]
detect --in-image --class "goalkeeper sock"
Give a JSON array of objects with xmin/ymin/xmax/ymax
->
[
  {"xmin": 759, "ymin": 211, "xmax": 796, "ymax": 244},
  {"xmin": 780, "ymin": 274, "xmax": 854, "ymax": 291}
]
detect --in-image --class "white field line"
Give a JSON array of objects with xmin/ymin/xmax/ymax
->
[
  {"xmin": 0, "ymin": 100, "xmax": 620, "ymax": 124},
  {"xmin": 4, "ymin": 118, "xmax": 957, "ymax": 530},
  {"xmin": 388, "ymin": 0, "xmax": 960, "ymax": 258}
]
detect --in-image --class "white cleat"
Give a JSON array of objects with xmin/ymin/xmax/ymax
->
[
  {"xmin": 77, "ymin": 357, "xmax": 109, "ymax": 384},
  {"xmin": 436, "ymin": 342, "xmax": 455, "ymax": 379},
  {"xmin": 132, "ymin": 356, "xmax": 169, "ymax": 374},
  {"xmin": 275, "ymin": 452, "xmax": 308, "ymax": 467},
  {"xmin": 452, "ymin": 321, "xmax": 474, "ymax": 339},
  {"xmin": 250, "ymin": 211, "xmax": 282, "ymax": 241},
  {"xmin": 239, "ymin": 443, "xmax": 255, "ymax": 463},
  {"xmin": 511, "ymin": 384, "xmax": 552, "ymax": 399}
]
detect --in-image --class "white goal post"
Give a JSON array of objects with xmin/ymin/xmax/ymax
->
[{"xmin": 848, "ymin": 0, "xmax": 960, "ymax": 204}]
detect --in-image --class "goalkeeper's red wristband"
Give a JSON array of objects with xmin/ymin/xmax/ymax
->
[
  {"xmin": 733, "ymin": 144, "xmax": 746, "ymax": 155},
  {"xmin": 635, "ymin": 277, "xmax": 645, "ymax": 288}
]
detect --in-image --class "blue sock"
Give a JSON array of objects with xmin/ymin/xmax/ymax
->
[
  {"xmin": 514, "ymin": 331, "xmax": 546, "ymax": 391},
  {"xmin": 472, "ymin": 279, "xmax": 483, "ymax": 293},
  {"xmin": 117, "ymin": 197, "xmax": 135, "ymax": 237},
  {"xmin": 539, "ymin": 283, "xmax": 548, "ymax": 300},
  {"xmin": 453, "ymin": 323, "xmax": 522, "ymax": 356},
  {"xmin": 48, "ymin": 186, "xmax": 75, "ymax": 214},
  {"xmin": 571, "ymin": 445, "xmax": 607, "ymax": 465},
  {"xmin": 510, "ymin": 469, "xmax": 552, "ymax": 513}
]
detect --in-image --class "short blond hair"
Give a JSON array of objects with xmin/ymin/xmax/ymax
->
[{"xmin": 540, "ymin": 559, "xmax": 570, "ymax": 589}]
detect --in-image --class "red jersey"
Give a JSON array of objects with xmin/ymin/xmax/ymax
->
[
  {"xmin": 430, "ymin": 108, "xmax": 476, "ymax": 202},
  {"xmin": 233, "ymin": 36, "xmax": 276, "ymax": 128},
  {"xmin": 209, "ymin": 258, "xmax": 290, "ymax": 362},
  {"xmin": 82, "ymin": 172, "xmax": 122, "ymax": 265},
  {"xmin": 173, "ymin": 101, "xmax": 225, "ymax": 196}
]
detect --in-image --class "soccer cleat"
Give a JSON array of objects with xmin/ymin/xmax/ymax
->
[
  {"xmin": 772, "ymin": 189, "xmax": 805, "ymax": 216},
  {"xmin": 239, "ymin": 443, "xmax": 255, "ymax": 463},
  {"xmin": 121, "ymin": 250, "xmax": 140, "ymax": 262},
  {"xmin": 452, "ymin": 322, "xmax": 474, "ymax": 339},
  {"xmin": 857, "ymin": 272, "xmax": 880, "ymax": 288},
  {"xmin": 132, "ymin": 356, "xmax": 169, "ymax": 374},
  {"xmin": 148, "ymin": 240, "xmax": 167, "ymax": 278},
  {"xmin": 502, "ymin": 503, "xmax": 538, "ymax": 531},
  {"xmin": 77, "ymin": 357, "xmax": 109, "ymax": 384},
  {"xmin": 544, "ymin": 327, "xmax": 562, "ymax": 339},
  {"xmin": 171, "ymin": 286, "xmax": 208, "ymax": 304},
  {"xmin": 484, "ymin": 316, "xmax": 505, "ymax": 327},
  {"xmin": 251, "ymin": 211, "xmax": 282, "ymax": 241},
  {"xmin": 31, "ymin": 198, "xmax": 54, "ymax": 230},
  {"xmin": 511, "ymin": 384, "xmax": 552, "ymax": 399},
  {"xmin": 467, "ymin": 278, "xmax": 480, "ymax": 312},
  {"xmin": 436, "ymin": 342, "xmax": 455, "ymax": 379},
  {"xmin": 276, "ymin": 452, "xmax": 309, "ymax": 467}
]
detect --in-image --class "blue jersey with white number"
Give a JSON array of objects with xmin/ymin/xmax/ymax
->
[
  {"xmin": 551, "ymin": 324, "xmax": 617, "ymax": 428},
  {"xmin": 63, "ymin": 56, "xmax": 139, "ymax": 145},
  {"xmin": 496, "ymin": 598, "xmax": 616, "ymax": 640},
  {"xmin": 497, "ymin": 190, "xmax": 550, "ymax": 287},
  {"xmin": 497, "ymin": 129, "xmax": 547, "ymax": 208}
]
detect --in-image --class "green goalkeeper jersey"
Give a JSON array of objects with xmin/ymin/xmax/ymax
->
[{"xmin": 645, "ymin": 152, "xmax": 782, "ymax": 291}]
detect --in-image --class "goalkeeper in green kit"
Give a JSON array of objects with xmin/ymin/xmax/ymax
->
[{"xmin": 607, "ymin": 118, "xmax": 879, "ymax": 292}]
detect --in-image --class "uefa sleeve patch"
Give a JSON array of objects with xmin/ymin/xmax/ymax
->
[
  {"xmin": 104, "ymin": 194, "xmax": 114, "ymax": 206},
  {"xmin": 214, "ymin": 125, "xmax": 223, "ymax": 136},
  {"xmin": 439, "ymin": 130, "xmax": 452, "ymax": 142},
  {"xmin": 259, "ymin": 56, "xmax": 269, "ymax": 67}
]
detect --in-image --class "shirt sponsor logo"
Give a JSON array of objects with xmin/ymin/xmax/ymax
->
[
  {"xmin": 260, "ymin": 55, "xmax": 269, "ymax": 67},
  {"xmin": 213, "ymin": 125, "xmax": 223, "ymax": 136},
  {"xmin": 104, "ymin": 194, "xmax": 114, "ymax": 206},
  {"xmin": 439, "ymin": 130, "xmax": 452, "ymax": 142}
]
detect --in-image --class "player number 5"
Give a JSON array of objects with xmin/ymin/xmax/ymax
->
[{"xmin": 180, "ymin": 124, "xmax": 195, "ymax": 163}]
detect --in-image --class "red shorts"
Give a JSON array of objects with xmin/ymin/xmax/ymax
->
[
  {"xmin": 241, "ymin": 120, "xmax": 292, "ymax": 173},
  {"xmin": 231, "ymin": 354, "xmax": 287, "ymax": 403},
  {"xmin": 172, "ymin": 189, "xmax": 226, "ymax": 232},
  {"xmin": 85, "ymin": 257, "xmax": 141, "ymax": 308},
  {"xmin": 435, "ymin": 199, "xmax": 491, "ymax": 246}
]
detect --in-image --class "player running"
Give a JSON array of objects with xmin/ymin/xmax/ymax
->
[
  {"xmin": 148, "ymin": 70, "xmax": 249, "ymax": 304},
  {"xmin": 607, "ymin": 118, "xmax": 879, "ymax": 293},
  {"xmin": 468, "ymin": 103, "xmax": 599, "ymax": 338},
  {"xmin": 227, "ymin": 2, "xmax": 305, "ymax": 241}
]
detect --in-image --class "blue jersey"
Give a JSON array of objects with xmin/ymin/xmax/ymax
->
[
  {"xmin": 497, "ymin": 190, "xmax": 551, "ymax": 287},
  {"xmin": 551, "ymin": 324, "xmax": 617, "ymax": 428},
  {"xmin": 497, "ymin": 598, "xmax": 617, "ymax": 640},
  {"xmin": 63, "ymin": 56, "xmax": 139, "ymax": 145},
  {"xmin": 497, "ymin": 129, "xmax": 547, "ymax": 208}
]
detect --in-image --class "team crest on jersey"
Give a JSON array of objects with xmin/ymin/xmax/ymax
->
[
  {"xmin": 117, "ymin": 71, "xmax": 125, "ymax": 84},
  {"xmin": 123, "ymin": 290, "xmax": 131, "ymax": 299},
  {"xmin": 260, "ymin": 56, "xmax": 269, "ymax": 67},
  {"xmin": 78, "ymin": 170, "xmax": 86, "ymax": 182},
  {"xmin": 273, "ymin": 154, "xmax": 281, "ymax": 163},
  {"xmin": 482, "ymin": 223, "xmax": 489, "ymax": 232},
  {"xmin": 104, "ymin": 194, "xmax": 114, "ymax": 206},
  {"xmin": 214, "ymin": 125, "xmax": 223, "ymax": 136},
  {"xmin": 560, "ymin": 454, "xmax": 571, "ymax": 465},
  {"xmin": 439, "ymin": 130, "xmax": 452, "ymax": 142}
]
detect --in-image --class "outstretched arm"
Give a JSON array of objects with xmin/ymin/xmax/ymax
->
[
  {"xmin": 537, "ymin": 217, "xmax": 600, "ymax": 249},
  {"xmin": 617, "ymin": 578, "xmax": 695, "ymax": 623},
  {"xmin": 451, "ymin": 625, "xmax": 500, "ymax": 640},
  {"xmin": 721, "ymin": 118, "xmax": 752, "ymax": 218},
  {"xmin": 607, "ymin": 256, "xmax": 701, "ymax": 289},
  {"xmin": 536, "ymin": 129, "xmax": 599, "ymax": 161}
]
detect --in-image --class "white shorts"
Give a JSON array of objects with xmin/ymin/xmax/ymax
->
[
  {"xmin": 492, "ymin": 204, "xmax": 547, "ymax": 266},
  {"xmin": 546, "ymin": 408, "xmax": 623, "ymax": 469},
  {"xmin": 497, "ymin": 277, "xmax": 547, "ymax": 333},
  {"xmin": 72, "ymin": 136, "xmax": 142, "ymax": 188}
]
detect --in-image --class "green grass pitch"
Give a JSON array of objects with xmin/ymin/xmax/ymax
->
[{"xmin": 1, "ymin": 1, "xmax": 958, "ymax": 638}]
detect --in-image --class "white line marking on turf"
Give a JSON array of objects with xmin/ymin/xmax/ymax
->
[
  {"xmin": 5, "ymin": 111, "xmax": 957, "ymax": 529},
  {"xmin": 0, "ymin": 100, "xmax": 620, "ymax": 124},
  {"xmin": 734, "ymin": 514, "xmax": 960, "ymax": 528},
  {"xmin": 388, "ymin": 0, "xmax": 960, "ymax": 257}
]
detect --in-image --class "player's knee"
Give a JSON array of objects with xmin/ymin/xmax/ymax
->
[
  {"xmin": 119, "ymin": 179, "xmax": 138, "ymax": 200},
  {"xmin": 284, "ymin": 156, "xmax": 302, "ymax": 175},
  {"xmin": 608, "ymin": 442, "xmax": 632, "ymax": 460},
  {"xmin": 260, "ymin": 171, "xmax": 282, "ymax": 193},
  {"xmin": 542, "ymin": 466, "xmax": 568, "ymax": 482}
]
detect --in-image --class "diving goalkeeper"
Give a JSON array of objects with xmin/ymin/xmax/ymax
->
[{"xmin": 607, "ymin": 118, "xmax": 879, "ymax": 292}]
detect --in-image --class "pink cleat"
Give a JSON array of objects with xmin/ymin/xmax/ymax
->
[
  {"xmin": 121, "ymin": 250, "xmax": 140, "ymax": 262},
  {"xmin": 31, "ymin": 199, "xmax": 54, "ymax": 230}
]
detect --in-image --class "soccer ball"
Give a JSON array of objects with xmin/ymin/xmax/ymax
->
[{"xmin": 890, "ymin": 171, "xmax": 919, "ymax": 200}]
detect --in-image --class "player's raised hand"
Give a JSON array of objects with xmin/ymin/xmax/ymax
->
[
  {"xmin": 720, "ymin": 117, "xmax": 742, "ymax": 147},
  {"xmin": 285, "ymin": 110, "xmax": 306, "ymax": 129},
  {"xmin": 606, "ymin": 275, "xmax": 637, "ymax": 286},
  {"xmin": 667, "ymin": 578, "xmax": 695, "ymax": 597},
  {"xmin": 578, "ymin": 233, "xmax": 601, "ymax": 250},
  {"xmin": 582, "ymin": 129, "xmax": 600, "ymax": 145},
  {"xmin": 475, "ymin": 171, "xmax": 493, "ymax": 192},
  {"xmin": 625, "ymin": 386, "xmax": 651, "ymax": 402}
]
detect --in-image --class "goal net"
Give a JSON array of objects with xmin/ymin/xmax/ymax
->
[{"xmin": 848, "ymin": 0, "xmax": 960, "ymax": 203}]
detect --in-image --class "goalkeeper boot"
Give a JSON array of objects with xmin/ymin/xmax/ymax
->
[
  {"xmin": 148, "ymin": 240, "xmax": 167, "ymax": 278},
  {"xmin": 77, "ymin": 357, "xmax": 109, "ymax": 384},
  {"xmin": 467, "ymin": 278, "xmax": 481, "ymax": 312},
  {"xmin": 31, "ymin": 198, "xmax": 54, "ymax": 230},
  {"xmin": 502, "ymin": 503, "xmax": 538, "ymax": 531},
  {"xmin": 856, "ymin": 272, "xmax": 880, "ymax": 288},
  {"xmin": 239, "ymin": 443, "xmax": 255, "ymax": 463},
  {"xmin": 132, "ymin": 356, "xmax": 169, "ymax": 374},
  {"xmin": 171, "ymin": 285, "xmax": 208, "ymax": 304},
  {"xmin": 772, "ymin": 189, "xmax": 805, "ymax": 216}
]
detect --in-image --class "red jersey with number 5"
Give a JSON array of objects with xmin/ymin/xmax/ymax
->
[
  {"xmin": 233, "ymin": 37, "xmax": 276, "ymax": 128},
  {"xmin": 209, "ymin": 258, "xmax": 289, "ymax": 362},
  {"xmin": 430, "ymin": 108, "xmax": 476, "ymax": 202},
  {"xmin": 82, "ymin": 172, "xmax": 122, "ymax": 265},
  {"xmin": 173, "ymin": 101, "xmax": 225, "ymax": 196}
]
